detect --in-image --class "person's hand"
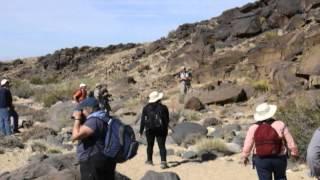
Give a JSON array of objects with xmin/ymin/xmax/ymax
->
[
  {"xmin": 72, "ymin": 111, "xmax": 82, "ymax": 121},
  {"xmin": 241, "ymin": 157, "xmax": 249, "ymax": 166}
]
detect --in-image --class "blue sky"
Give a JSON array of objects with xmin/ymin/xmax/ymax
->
[{"xmin": 0, "ymin": 0, "xmax": 254, "ymax": 60}]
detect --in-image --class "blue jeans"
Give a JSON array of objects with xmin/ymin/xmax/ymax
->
[
  {"xmin": 253, "ymin": 155, "xmax": 287, "ymax": 180},
  {"xmin": 0, "ymin": 108, "xmax": 11, "ymax": 135}
]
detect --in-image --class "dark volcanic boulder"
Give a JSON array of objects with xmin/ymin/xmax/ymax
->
[
  {"xmin": 196, "ymin": 86, "xmax": 248, "ymax": 105},
  {"xmin": 184, "ymin": 97, "xmax": 205, "ymax": 111},
  {"xmin": 0, "ymin": 153, "xmax": 130, "ymax": 180},
  {"xmin": 304, "ymin": 0, "xmax": 320, "ymax": 11},
  {"xmin": 141, "ymin": 171, "xmax": 180, "ymax": 180},
  {"xmin": 231, "ymin": 16, "xmax": 262, "ymax": 38},
  {"xmin": 277, "ymin": 0, "xmax": 302, "ymax": 17},
  {"xmin": 171, "ymin": 122, "xmax": 207, "ymax": 145}
]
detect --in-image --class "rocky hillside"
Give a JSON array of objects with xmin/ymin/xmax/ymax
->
[{"xmin": 2, "ymin": 0, "xmax": 320, "ymax": 179}]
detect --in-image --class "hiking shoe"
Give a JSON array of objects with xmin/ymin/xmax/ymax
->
[
  {"xmin": 13, "ymin": 130, "xmax": 21, "ymax": 134},
  {"xmin": 160, "ymin": 162, "xmax": 169, "ymax": 169},
  {"xmin": 145, "ymin": 160, "xmax": 153, "ymax": 166}
]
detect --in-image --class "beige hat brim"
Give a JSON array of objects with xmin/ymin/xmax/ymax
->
[
  {"xmin": 149, "ymin": 92, "xmax": 164, "ymax": 103},
  {"xmin": 254, "ymin": 105, "xmax": 277, "ymax": 122}
]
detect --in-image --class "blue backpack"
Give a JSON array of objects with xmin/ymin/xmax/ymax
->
[{"xmin": 100, "ymin": 117, "xmax": 139, "ymax": 163}]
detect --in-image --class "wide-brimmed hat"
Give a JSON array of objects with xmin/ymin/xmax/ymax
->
[
  {"xmin": 254, "ymin": 103, "xmax": 277, "ymax": 122},
  {"xmin": 1, "ymin": 79, "xmax": 9, "ymax": 86},
  {"xmin": 79, "ymin": 83, "xmax": 86, "ymax": 88},
  {"xmin": 148, "ymin": 91, "xmax": 164, "ymax": 103}
]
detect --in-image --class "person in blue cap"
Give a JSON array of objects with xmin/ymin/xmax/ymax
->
[{"xmin": 71, "ymin": 97, "xmax": 116, "ymax": 180}]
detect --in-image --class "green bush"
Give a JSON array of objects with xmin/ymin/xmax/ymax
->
[
  {"xmin": 30, "ymin": 76, "xmax": 59, "ymax": 85},
  {"xmin": 30, "ymin": 77, "xmax": 43, "ymax": 85},
  {"xmin": 12, "ymin": 80, "xmax": 34, "ymax": 98},
  {"xmin": 277, "ymin": 103, "xmax": 320, "ymax": 159}
]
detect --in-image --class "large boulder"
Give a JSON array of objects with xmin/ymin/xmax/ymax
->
[
  {"xmin": 191, "ymin": 86, "xmax": 248, "ymax": 105},
  {"xmin": 184, "ymin": 97, "xmax": 205, "ymax": 111},
  {"xmin": 231, "ymin": 16, "xmax": 262, "ymax": 38},
  {"xmin": 141, "ymin": 171, "xmax": 180, "ymax": 180},
  {"xmin": 47, "ymin": 101, "xmax": 76, "ymax": 131},
  {"xmin": 276, "ymin": 0, "xmax": 302, "ymax": 17},
  {"xmin": 171, "ymin": 122, "xmax": 207, "ymax": 145},
  {"xmin": 0, "ymin": 153, "xmax": 130, "ymax": 180},
  {"xmin": 299, "ymin": 44, "xmax": 320, "ymax": 76}
]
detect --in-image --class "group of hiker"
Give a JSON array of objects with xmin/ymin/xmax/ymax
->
[{"xmin": 0, "ymin": 79, "xmax": 19, "ymax": 136}]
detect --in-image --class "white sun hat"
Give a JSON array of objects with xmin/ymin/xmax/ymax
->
[
  {"xmin": 79, "ymin": 83, "xmax": 86, "ymax": 88},
  {"xmin": 148, "ymin": 91, "xmax": 164, "ymax": 103},
  {"xmin": 0, "ymin": 79, "xmax": 9, "ymax": 86},
  {"xmin": 254, "ymin": 103, "xmax": 278, "ymax": 122}
]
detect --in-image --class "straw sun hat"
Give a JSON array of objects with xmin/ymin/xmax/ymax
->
[
  {"xmin": 148, "ymin": 91, "xmax": 164, "ymax": 103},
  {"xmin": 254, "ymin": 103, "xmax": 277, "ymax": 122}
]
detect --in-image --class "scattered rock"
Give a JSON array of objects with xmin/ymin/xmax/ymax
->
[
  {"xmin": 184, "ymin": 97, "xmax": 205, "ymax": 111},
  {"xmin": 226, "ymin": 143, "xmax": 242, "ymax": 153},
  {"xmin": 171, "ymin": 122, "xmax": 207, "ymax": 145},
  {"xmin": 141, "ymin": 171, "xmax": 180, "ymax": 180},
  {"xmin": 181, "ymin": 151, "xmax": 198, "ymax": 160},
  {"xmin": 198, "ymin": 151, "xmax": 217, "ymax": 162},
  {"xmin": 0, "ymin": 135, "xmax": 24, "ymax": 149},
  {"xmin": 199, "ymin": 117, "xmax": 221, "ymax": 127}
]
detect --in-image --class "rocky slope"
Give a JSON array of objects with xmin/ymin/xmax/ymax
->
[{"xmin": 2, "ymin": 0, "xmax": 320, "ymax": 179}]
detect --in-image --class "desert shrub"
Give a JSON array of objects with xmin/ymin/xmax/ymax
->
[
  {"xmin": 11, "ymin": 80, "xmax": 34, "ymax": 98},
  {"xmin": 195, "ymin": 138, "xmax": 228, "ymax": 153},
  {"xmin": 31, "ymin": 141, "xmax": 47, "ymax": 153},
  {"xmin": 180, "ymin": 110, "xmax": 201, "ymax": 121},
  {"xmin": 277, "ymin": 103, "xmax": 320, "ymax": 159},
  {"xmin": 264, "ymin": 30, "xmax": 279, "ymax": 40},
  {"xmin": 47, "ymin": 148, "xmax": 62, "ymax": 154},
  {"xmin": 30, "ymin": 77, "xmax": 43, "ymax": 85},
  {"xmin": 252, "ymin": 80, "xmax": 270, "ymax": 93}
]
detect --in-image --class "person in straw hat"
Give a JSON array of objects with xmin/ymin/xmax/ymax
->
[
  {"xmin": 241, "ymin": 103, "xmax": 299, "ymax": 180},
  {"xmin": 140, "ymin": 91, "xmax": 169, "ymax": 169}
]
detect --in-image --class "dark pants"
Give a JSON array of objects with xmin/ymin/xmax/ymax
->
[
  {"xmin": 253, "ymin": 155, "xmax": 287, "ymax": 180},
  {"xmin": 80, "ymin": 153, "xmax": 116, "ymax": 180},
  {"xmin": 146, "ymin": 130, "xmax": 167, "ymax": 162},
  {"xmin": 10, "ymin": 109, "xmax": 19, "ymax": 131}
]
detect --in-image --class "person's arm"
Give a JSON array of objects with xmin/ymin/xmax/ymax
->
[
  {"xmin": 241, "ymin": 125, "xmax": 257, "ymax": 165},
  {"xmin": 7, "ymin": 90, "xmax": 13, "ymax": 109},
  {"xmin": 73, "ymin": 90, "xmax": 81, "ymax": 102},
  {"xmin": 283, "ymin": 126, "xmax": 299, "ymax": 157},
  {"xmin": 71, "ymin": 111, "xmax": 94, "ymax": 141},
  {"xmin": 139, "ymin": 107, "xmax": 146, "ymax": 135},
  {"xmin": 163, "ymin": 106, "xmax": 170, "ymax": 129}
]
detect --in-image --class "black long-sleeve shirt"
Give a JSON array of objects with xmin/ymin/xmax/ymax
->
[
  {"xmin": 0, "ymin": 87, "xmax": 12, "ymax": 108},
  {"xmin": 140, "ymin": 102, "xmax": 169, "ymax": 135}
]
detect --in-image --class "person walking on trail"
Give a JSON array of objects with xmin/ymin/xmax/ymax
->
[
  {"xmin": 241, "ymin": 103, "xmax": 299, "ymax": 180},
  {"xmin": 94, "ymin": 83, "xmax": 112, "ymax": 112},
  {"xmin": 307, "ymin": 128, "xmax": 320, "ymax": 179},
  {"xmin": 140, "ymin": 91, "xmax": 170, "ymax": 169},
  {"xmin": 178, "ymin": 66, "xmax": 192, "ymax": 95},
  {"xmin": 0, "ymin": 79, "xmax": 13, "ymax": 136},
  {"xmin": 73, "ymin": 83, "xmax": 87, "ymax": 104},
  {"xmin": 71, "ymin": 98, "xmax": 116, "ymax": 180}
]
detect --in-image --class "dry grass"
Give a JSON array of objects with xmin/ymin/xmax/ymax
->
[
  {"xmin": 252, "ymin": 79, "xmax": 270, "ymax": 93},
  {"xmin": 195, "ymin": 138, "xmax": 229, "ymax": 153}
]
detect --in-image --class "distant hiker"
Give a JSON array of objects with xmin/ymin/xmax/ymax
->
[
  {"xmin": 241, "ymin": 103, "xmax": 299, "ymax": 180},
  {"xmin": 71, "ymin": 98, "xmax": 116, "ymax": 180},
  {"xmin": 94, "ymin": 83, "xmax": 112, "ymax": 112},
  {"xmin": 178, "ymin": 66, "xmax": 192, "ymax": 95},
  {"xmin": 307, "ymin": 128, "xmax": 320, "ymax": 179},
  {"xmin": 0, "ymin": 79, "xmax": 13, "ymax": 135},
  {"xmin": 140, "ymin": 91, "xmax": 170, "ymax": 169},
  {"xmin": 73, "ymin": 83, "xmax": 87, "ymax": 104}
]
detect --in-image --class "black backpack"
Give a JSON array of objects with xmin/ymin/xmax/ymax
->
[{"xmin": 144, "ymin": 105, "xmax": 163, "ymax": 130}]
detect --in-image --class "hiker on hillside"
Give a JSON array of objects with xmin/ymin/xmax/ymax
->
[
  {"xmin": 94, "ymin": 83, "xmax": 112, "ymax": 112},
  {"xmin": 241, "ymin": 103, "xmax": 299, "ymax": 180},
  {"xmin": 178, "ymin": 66, "xmax": 192, "ymax": 95},
  {"xmin": 71, "ymin": 98, "xmax": 116, "ymax": 180},
  {"xmin": 0, "ymin": 79, "xmax": 14, "ymax": 135},
  {"xmin": 140, "ymin": 91, "xmax": 170, "ymax": 169},
  {"xmin": 0, "ymin": 79, "xmax": 19, "ymax": 134},
  {"xmin": 73, "ymin": 83, "xmax": 87, "ymax": 104},
  {"xmin": 307, "ymin": 129, "xmax": 320, "ymax": 179}
]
